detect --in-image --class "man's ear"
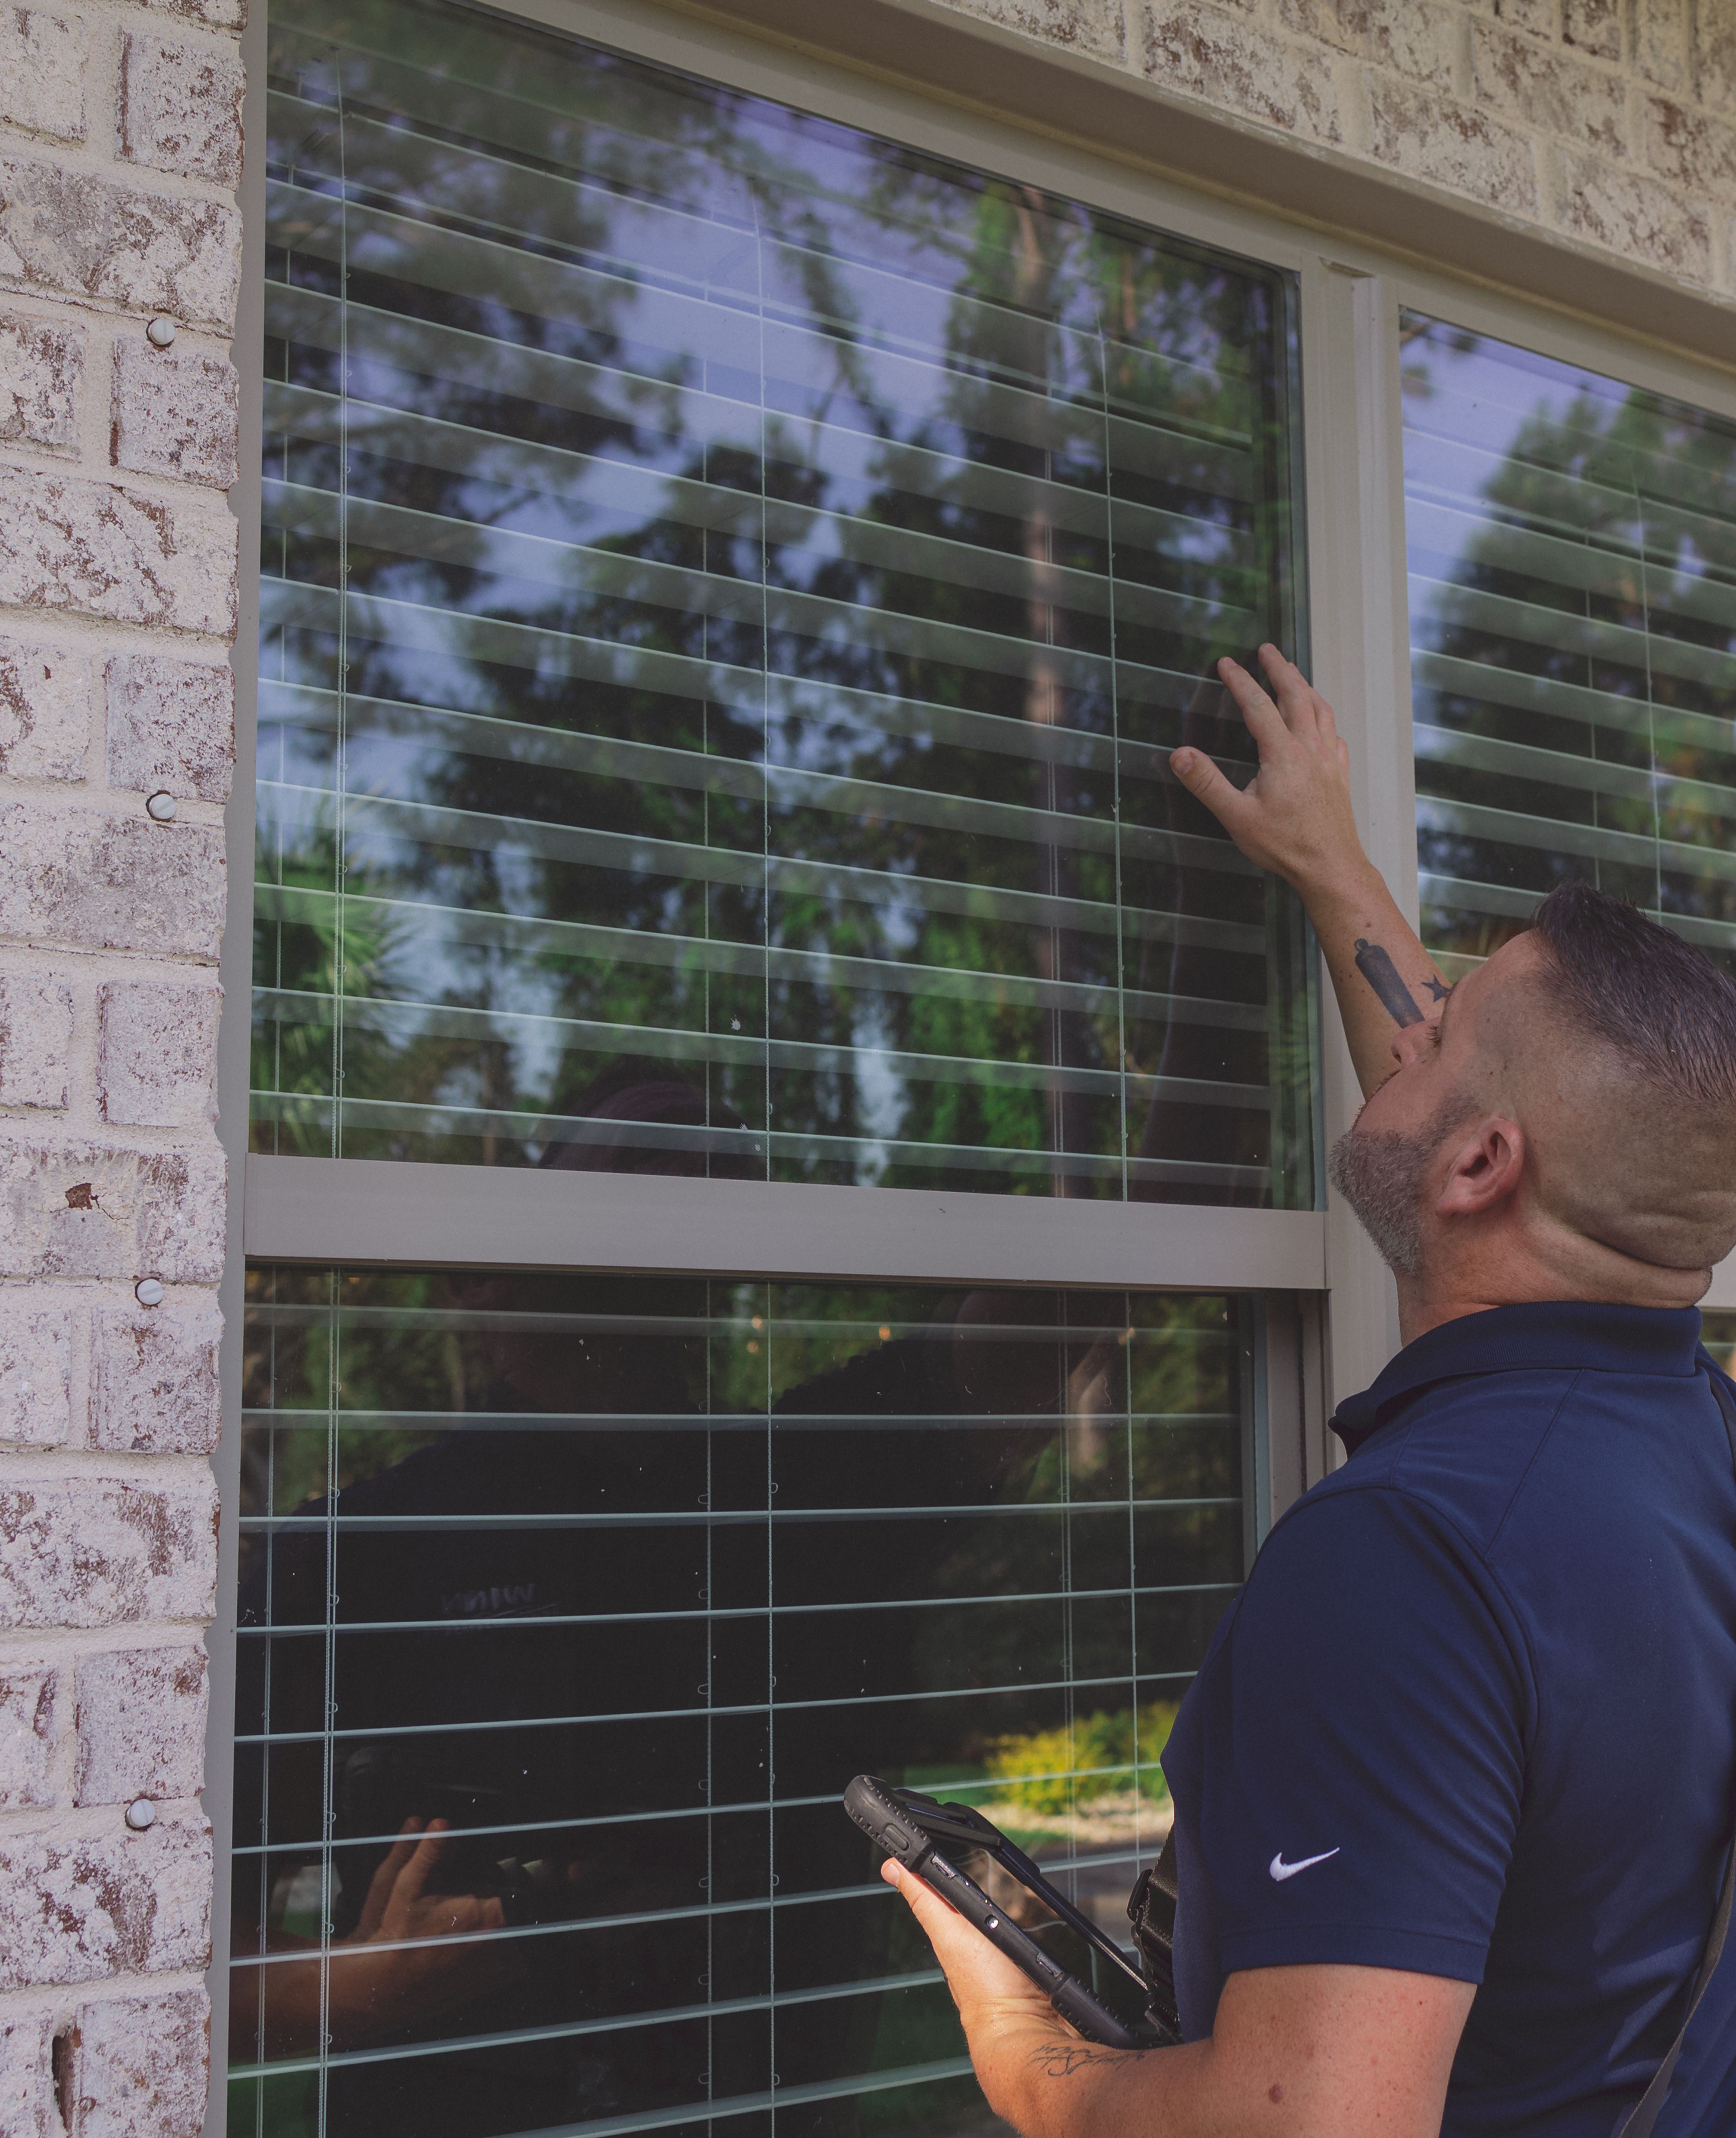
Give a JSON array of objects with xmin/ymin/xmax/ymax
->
[{"xmin": 1434, "ymin": 1117, "xmax": 1525, "ymax": 1219}]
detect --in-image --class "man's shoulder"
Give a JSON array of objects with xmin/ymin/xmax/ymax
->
[
  {"xmin": 1296, "ymin": 1366, "xmax": 1579, "ymax": 1555},
  {"xmin": 1300, "ymin": 1353, "xmax": 1718, "ymax": 1578}
]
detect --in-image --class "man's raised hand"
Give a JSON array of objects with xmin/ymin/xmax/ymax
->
[
  {"xmin": 1170, "ymin": 646, "xmax": 1361, "ymax": 893},
  {"xmin": 1172, "ymin": 644, "xmax": 1452, "ymax": 1100}
]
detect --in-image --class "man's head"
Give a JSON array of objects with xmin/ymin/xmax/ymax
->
[{"xmin": 1330, "ymin": 885, "xmax": 1736, "ymax": 1305}]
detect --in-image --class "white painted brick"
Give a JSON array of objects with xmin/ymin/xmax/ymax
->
[
  {"xmin": 1274, "ymin": 0, "xmax": 1361, "ymax": 58},
  {"xmin": 942, "ymin": 0, "xmax": 1125, "ymax": 63},
  {"xmin": 1557, "ymin": 148, "xmax": 1712, "ymax": 279},
  {"xmin": 91, "ymin": 1306, "xmax": 220, "ymax": 1455},
  {"xmin": 1633, "ymin": 0, "xmax": 1690, "ymax": 92},
  {"xmin": 1698, "ymin": 7, "xmax": 1736, "ymax": 121},
  {"xmin": 0, "ymin": 8, "xmax": 90, "ymax": 144},
  {"xmin": 110, "ymin": 339, "xmax": 238, "ymax": 491},
  {"xmin": 1139, "ymin": 3, "xmax": 1344, "ymax": 141},
  {"xmin": 132, "ymin": 0, "xmax": 242, "ymax": 28},
  {"xmin": 0, "ymin": 637, "xmax": 90, "ymax": 782},
  {"xmin": 0, "ymin": 1143, "xmax": 226, "ymax": 1285},
  {"xmin": 0, "ymin": 806, "xmax": 225, "ymax": 959},
  {"xmin": 1473, "ymin": 19, "xmax": 1628, "ymax": 151},
  {"xmin": 74, "ymin": 1646, "xmax": 205, "ymax": 1804},
  {"xmin": 0, "ymin": 1823, "xmax": 210, "ymax": 1990},
  {"xmin": 0, "ymin": 1475, "xmax": 218, "ymax": 1628},
  {"xmin": 0, "ymin": 2012, "xmax": 56, "ymax": 2138},
  {"xmin": 1367, "ymin": 0, "xmax": 1461, "ymax": 90},
  {"xmin": 0, "ymin": 979, "xmax": 72, "ymax": 1111},
  {"xmin": 0, "ymin": 159, "xmax": 241, "ymax": 330},
  {"xmin": 0, "ymin": 470, "xmax": 237, "ymax": 637},
  {"xmin": 0, "ymin": 311, "xmax": 81, "ymax": 457},
  {"xmin": 96, "ymin": 984, "xmax": 218, "ymax": 1130},
  {"xmin": 0, "ymin": 1303, "xmax": 72, "ymax": 1448},
  {"xmin": 1562, "ymin": 0, "xmax": 1621, "ymax": 60},
  {"xmin": 1645, "ymin": 96, "xmax": 1736, "ymax": 200},
  {"xmin": 1492, "ymin": 0, "xmax": 1557, "ymax": 34},
  {"xmin": 1367, "ymin": 76, "xmax": 1540, "ymax": 212},
  {"xmin": 118, "ymin": 31, "xmax": 244, "ymax": 188},
  {"xmin": 105, "ymin": 654, "xmax": 233, "ymax": 802},
  {"xmin": 0, "ymin": 1666, "xmax": 61, "ymax": 1808},
  {"xmin": 74, "ymin": 1989, "xmax": 208, "ymax": 2138}
]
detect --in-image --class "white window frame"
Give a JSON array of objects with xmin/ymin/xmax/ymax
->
[{"xmin": 205, "ymin": 3, "xmax": 1736, "ymax": 2125}]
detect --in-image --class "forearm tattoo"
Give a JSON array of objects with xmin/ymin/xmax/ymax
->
[
  {"xmin": 1354, "ymin": 937, "xmax": 1424, "ymax": 1027},
  {"xmin": 1028, "ymin": 2042, "xmax": 1152, "ymax": 2078}
]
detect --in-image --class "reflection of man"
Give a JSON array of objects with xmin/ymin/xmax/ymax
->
[
  {"xmin": 891, "ymin": 647, "xmax": 1736, "ymax": 2132},
  {"xmin": 231, "ymin": 1067, "xmax": 1075, "ymax": 2136}
]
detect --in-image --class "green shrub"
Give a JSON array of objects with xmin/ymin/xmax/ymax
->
[{"xmin": 983, "ymin": 1704, "xmax": 1179, "ymax": 1817}]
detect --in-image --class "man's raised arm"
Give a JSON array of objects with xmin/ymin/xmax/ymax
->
[{"xmin": 1171, "ymin": 646, "xmax": 1449, "ymax": 1100}]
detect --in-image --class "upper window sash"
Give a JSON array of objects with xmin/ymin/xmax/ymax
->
[{"xmin": 249, "ymin": 0, "xmax": 1322, "ymax": 1221}]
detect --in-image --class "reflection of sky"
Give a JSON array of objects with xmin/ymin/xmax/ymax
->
[
  {"xmin": 257, "ymin": 6, "xmax": 1301, "ymax": 1179},
  {"xmin": 1403, "ymin": 318, "xmax": 1736, "ymax": 703}
]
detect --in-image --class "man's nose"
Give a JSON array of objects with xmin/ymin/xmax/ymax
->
[{"xmin": 1390, "ymin": 1026, "xmax": 1426, "ymax": 1068}]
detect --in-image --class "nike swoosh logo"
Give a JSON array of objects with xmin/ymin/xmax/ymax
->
[{"xmin": 1269, "ymin": 1848, "xmax": 1340, "ymax": 1882}]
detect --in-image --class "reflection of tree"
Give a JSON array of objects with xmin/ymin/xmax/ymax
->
[
  {"xmin": 257, "ymin": 0, "xmax": 1308, "ymax": 1197},
  {"xmin": 1408, "ymin": 323, "xmax": 1736, "ymax": 977}
]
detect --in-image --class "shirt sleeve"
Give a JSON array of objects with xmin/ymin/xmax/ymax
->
[{"xmin": 1181, "ymin": 1483, "xmax": 1531, "ymax": 1984}]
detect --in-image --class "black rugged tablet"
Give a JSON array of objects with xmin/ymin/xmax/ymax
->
[{"xmin": 844, "ymin": 1773, "xmax": 1160, "ymax": 2051}]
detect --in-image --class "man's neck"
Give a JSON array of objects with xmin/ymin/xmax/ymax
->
[{"xmin": 1395, "ymin": 1228, "xmax": 1711, "ymax": 1347}]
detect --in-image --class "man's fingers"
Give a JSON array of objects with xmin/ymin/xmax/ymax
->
[
  {"xmin": 395, "ymin": 1819, "xmax": 451, "ymax": 1904},
  {"xmin": 1214, "ymin": 656, "xmax": 1289, "ymax": 752},
  {"xmin": 1171, "ymin": 745, "xmax": 1252, "ymax": 835},
  {"xmin": 1256, "ymin": 643, "xmax": 1322, "ymax": 737},
  {"xmin": 882, "ymin": 1860, "xmax": 1052, "ymax": 2012}
]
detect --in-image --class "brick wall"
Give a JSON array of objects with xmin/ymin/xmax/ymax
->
[
  {"xmin": 0, "ymin": 0, "xmax": 241, "ymax": 2123},
  {"xmin": 937, "ymin": 0, "xmax": 1736, "ymax": 298}
]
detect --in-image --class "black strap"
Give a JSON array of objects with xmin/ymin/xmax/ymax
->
[{"xmin": 1611, "ymin": 1367, "xmax": 1736, "ymax": 2138}]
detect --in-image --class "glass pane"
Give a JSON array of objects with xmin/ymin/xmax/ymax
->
[
  {"xmin": 1705, "ymin": 1312, "xmax": 1736, "ymax": 1379},
  {"xmin": 253, "ymin": 0, "xmax": 1318, "ymax": 1206},
  {"xmin": 1400, "ymin": 314, "xmax": 1736, "ymax": 981},
  {"xmin": 230, "ymin": 1267, "xmax": 1253, "ymax": 2138}
]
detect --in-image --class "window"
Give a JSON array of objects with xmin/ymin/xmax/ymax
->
[
  {"xmin": 254, "ymin": 0, "xmax": 1317, "ymax": 1206},
  {"xmin": 229, "ymin": 1270, "xmax": 1253, "ymax": 2137},
  {"xmin": 232, "ymin": 6, "xmax": 1324, "ymax": 2137},
  {"xmin": 1399, "ymin": 314, "xmax": 1736, "ymax": 983}
]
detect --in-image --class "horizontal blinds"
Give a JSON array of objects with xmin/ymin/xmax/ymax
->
[
  {"xmin": 1401, "ymin": 315, "xmax": 1736, "ymax": 981},
  {"xmin": 254, "ymin": 0, "xmax": 1317, "ymax": 1206},
  {"xmin": 229, "ymin": 1269, "xmax": 1249, "ymax": 2137}
]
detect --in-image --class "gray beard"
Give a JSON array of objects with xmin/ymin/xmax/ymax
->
[{"xmin": 1327, "ymin": 1119, "xmax": 1441, "ymax": 1278}]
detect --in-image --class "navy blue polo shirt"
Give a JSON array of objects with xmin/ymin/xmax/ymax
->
[{"xmin": 1160, "ymin": 1303, "xmax": 1736, "ymax": 2134}]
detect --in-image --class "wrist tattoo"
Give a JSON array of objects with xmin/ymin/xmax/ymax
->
[{"xmin": 1354, "ymin": 938, "xmax": 1424, "ymax": 1028}]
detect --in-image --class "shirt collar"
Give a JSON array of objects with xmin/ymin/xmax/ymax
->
[{"xmin": 1330, "ymin": 1301, "xmax": 1706, "ymax": 1457}]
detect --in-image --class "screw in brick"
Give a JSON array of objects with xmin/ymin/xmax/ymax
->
[
  {"xmin": 125, "ymin": 1799, "xmax": 157, "ymax": 1832},
  {"xmin": 146, "ymin": 792, "xmax": 177, "ymax": 822},
  {"xmin": 135, "ymin": 1278, "xmax": 165, "ymax": 1308},
  {"xmin": 147, "ymin": 316, "xmax": 177, "ymax": 349}
]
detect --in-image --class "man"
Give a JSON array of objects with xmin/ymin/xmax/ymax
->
[{"xmin": 886, "ymin": 647, "xmax": 1736, "ymax": 2134}]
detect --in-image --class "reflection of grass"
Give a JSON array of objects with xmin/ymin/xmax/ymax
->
[{"xmin": 981, "ymin": 1705, "xmax": 1179, "ymax": 1817}]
